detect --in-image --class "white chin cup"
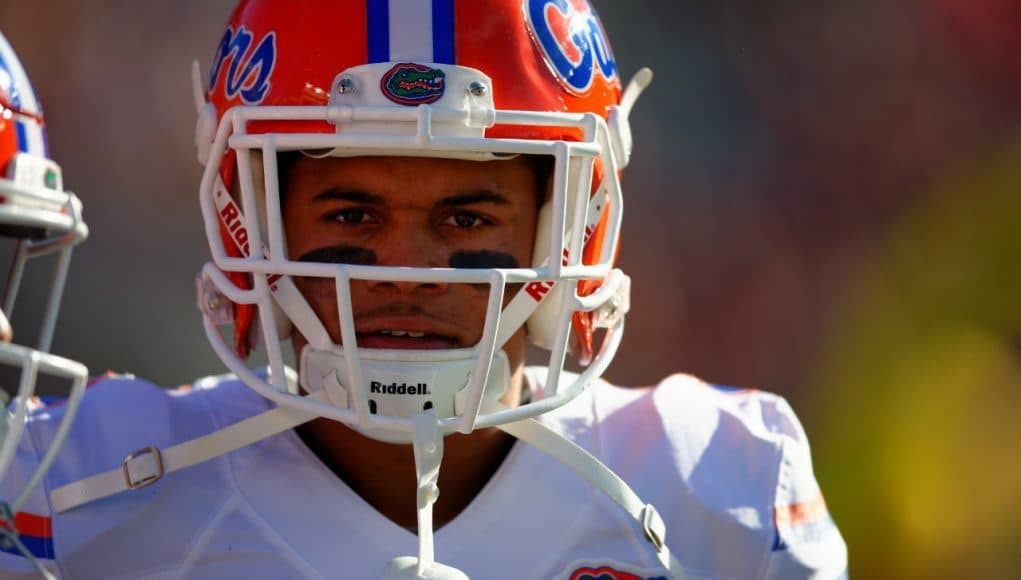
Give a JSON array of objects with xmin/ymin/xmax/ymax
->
[{"xmin": 299, "ymin": 346, "xmax": 510, "ymax": 444}]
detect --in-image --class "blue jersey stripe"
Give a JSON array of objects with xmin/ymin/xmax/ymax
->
[
  {"xmin": 432, "ymin": 0, "xmax": 456, "ymax": 64},
  {"xmin": 367, "ymin": 0, "xmax": 390, "ymax": 63},
  {"xmin": 0, "ymin": 534, "xmax": 54, "ymax": 560}
]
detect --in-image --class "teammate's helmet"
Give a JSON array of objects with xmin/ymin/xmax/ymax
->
[
  {"xmin": 0, "ymin": 31, "xmax": 88, "ymax": 553},
  {"xmin": 194, "ymin": 0, "xmax": 650, "ymax": 443}
]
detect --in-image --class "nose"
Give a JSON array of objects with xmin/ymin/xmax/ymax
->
[
  {"xmin": 364, "ymin": 276, "xmax": 449, "ymax": 295},
  {"xmin": 364, "ymin": 227, "xmax": 449, "ymax": 295}
]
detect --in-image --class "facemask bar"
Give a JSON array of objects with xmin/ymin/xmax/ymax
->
[
  {"xmin": 4, "ymin": 244, "xmax": 75, "ymax": 353},
  {"xmin": 199, "ymin": 99, "xmax": 625, "ymax": 438},
  {"xmin": 0, "ymin": 345, "xmax": 87, "ymax": 511},
  {"xmin": 1, "ymin": 185, "xmax": 88, "ymax": 353},
  {"xmin": 230, "ymin": 137, "xmax": 530, "ymax": 427},
  {"xmin": 0, "ymin": 346, "xmax": 84, "ymax": 580},
  {"xmin": 0, "ymin": 176, "xmax": 88, "ymax": 502}
]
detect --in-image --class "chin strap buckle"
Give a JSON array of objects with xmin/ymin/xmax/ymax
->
[
  {"xmin": 592, "ymin": 270, "xmax": 631, "ymax": 329},
  {"xmin": 641, "ymin": 503, "xmax": 667, "ymax": 552},
  {"xmin": 122, "ymin": 446, "xmax": 164, "ymax": 490},
  {"xmin": 195, "ymin": 272, "xmax": 234, "ymax": 325}
]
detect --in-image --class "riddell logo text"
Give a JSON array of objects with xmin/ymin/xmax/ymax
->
[
  {"xmin": 219, "ymin": 201, "xmax": 250, "ymax": 255},
  {"xmin": 370, "ymin": 381, "xmax": 431, "ymax": 395},
  {"xmin": 216, "ymin": 192, "xmax": 282, "ymax": 288}
]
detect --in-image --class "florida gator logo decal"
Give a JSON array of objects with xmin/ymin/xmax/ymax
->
[{"xmin": 380, "ymin": 63, "xmax": 446, "ymax": 105}]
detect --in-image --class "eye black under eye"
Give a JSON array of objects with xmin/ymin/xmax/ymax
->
[
  {"xmin": 449, "ymin": 250, "xmax": 518, "ymax": 269},
  {"xmin": 298, "ymin": 246, "xmax": 378, "ymax": 265}
]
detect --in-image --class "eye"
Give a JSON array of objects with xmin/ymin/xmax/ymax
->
[
  {"xmin": 330, "ymin": 208, "xmax": 374, "ymax": 224},
  {"xmin": 443, "ymin": 211, "xmax": 487, "ymax": 229}
]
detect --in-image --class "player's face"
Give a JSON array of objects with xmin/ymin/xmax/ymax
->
[{"xmin": 283, "ymin": 155, "xmax": 541, "ymax": 366}]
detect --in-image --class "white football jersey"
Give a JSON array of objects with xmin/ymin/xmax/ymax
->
[{"xmin": 0, "ymin": 369, "xmax": 846, "ymax": 579}]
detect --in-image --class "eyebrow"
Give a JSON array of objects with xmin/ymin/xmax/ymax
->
[
  {"xmin": 312, "ymin": 188, "xmax": 383, "ymax": 204},
  {"xmin": 437, "ymin": 190, "xmax": 510, "ymax": 208},
  {"xmin": 311, "ymin": 188, "xmax": 511, "ymax": 207}
]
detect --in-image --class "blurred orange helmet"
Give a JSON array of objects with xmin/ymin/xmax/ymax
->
[{"xmin": 0, "ymin": 30, "xmax": 88, "ymax": 569}]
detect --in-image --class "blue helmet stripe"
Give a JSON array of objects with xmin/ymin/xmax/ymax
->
[
  {"xmin": 367, "ymin": 0, "xmax": 390, "ymax": 63},
  {"xmin": 432, "ymin": 0, "xmax": 455, "ymax": 64},
  {"xmin": 15, "ymin": 119, "xmax": 28, "ymax": 153}
]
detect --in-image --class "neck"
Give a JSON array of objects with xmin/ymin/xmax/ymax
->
[{"xmin": 295, "ymin": 417, "xmax": 517, "ymax": 529}]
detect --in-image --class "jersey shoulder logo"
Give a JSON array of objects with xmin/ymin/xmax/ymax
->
[
  {"xmin": 380, "ymin": 63, "xmax": 446, "ymax": 106},
  {"xmin": 524, "ymin": 0, "xmax": 618, "ymax": 94},
  {"xmin": 561, "ymin": 562, "xmax": 667, "ymax": 580},
  {"xmin": 208, "ymin": 25, "xmax": 276, "ymax": 104}
]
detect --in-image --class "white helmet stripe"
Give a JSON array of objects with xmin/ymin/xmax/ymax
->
[
  {"xmin": 388, "ymin": 0, "xmax": 434, "ymax": 62},
  {"xmin": 367, "ymin": 0, "xmax": 456, "ymax": 64},
  {"xmin": 0, "ymin": 33, "xmax": 41, "ymax": 115}
]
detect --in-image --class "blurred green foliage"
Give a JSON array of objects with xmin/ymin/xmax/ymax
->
[{"xmin": 812, "ymin": 142, "xmax": 1021, "ymax": 578}]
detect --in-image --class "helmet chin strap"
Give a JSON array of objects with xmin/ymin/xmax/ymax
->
[
  {"xmin": 380, "ymin": 399, "xmax": 689, "ymax": 580},
  {"xmin": 380, "ymin": 412, "xmax": 469, "ymax": 580}
]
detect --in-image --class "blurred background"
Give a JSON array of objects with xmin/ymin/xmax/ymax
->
[{"xmin": 2, "ymin": 1, "xmax": 1019, "ymax": 577}]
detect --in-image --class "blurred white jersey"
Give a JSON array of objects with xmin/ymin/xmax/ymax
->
[{"xmin": 0, "ymin": 369, "xmax": 846, "ymax": 579}]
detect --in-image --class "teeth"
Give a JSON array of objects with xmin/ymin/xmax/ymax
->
[{"xmin": 378, "ymin": 330, "xmax": 428, "ymax": 338}]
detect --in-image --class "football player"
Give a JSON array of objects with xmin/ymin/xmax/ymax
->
[
  {"xmin": 1, "ymin": 2, "xmax": 846, "ymax": 578},
  {"xmin": 0, "ymin": 31, "xmax": 89, "ymax": 579}
]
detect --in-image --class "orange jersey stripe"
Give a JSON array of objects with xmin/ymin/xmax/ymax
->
[
  {"xmin": 775, "ymin": 495, "xmax": 828, "ymax": 529},
  {"xmin": 0, "ymin": 512, "xmax": 53, "ymax": 539}
]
